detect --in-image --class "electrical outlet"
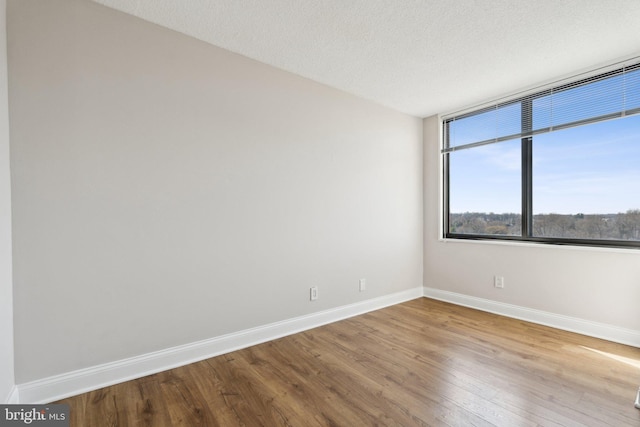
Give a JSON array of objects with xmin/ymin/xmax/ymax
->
[
  {"xmin": 359, "ymin": 278, "xmax": 366, "ymax": 292},
  {"xmin": 310, "ymin": 286, "xmax": 318, "ymax": 301},
  {"xmin": 494, "ymin": 276, "xmax": 505, "ymax": 289}
]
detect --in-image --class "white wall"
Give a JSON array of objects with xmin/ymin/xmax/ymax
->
[
  {"xmin": 0, "ymin": 0, "xmax": 15, "ymax": 404},
  {"xmin": 8, "ymin": 0, "xmax": 423, "ymax": 384},
  {"xmin": 423, "ymin": 115, "xmax": 640, "ymax": 334}
]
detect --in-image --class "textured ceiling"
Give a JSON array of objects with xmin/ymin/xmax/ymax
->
[{"xmin": 92, "ymin": 0, "xmax": 640, "ymax": 118}]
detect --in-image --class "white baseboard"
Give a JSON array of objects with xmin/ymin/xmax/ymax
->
[
  {"xmin": 17, "ymin": 286, "xmax": 639, "ymax": 404},
  {"xmin": 17, "ymin": 287, "xmax": 423, "ymax": 404},
  {"xmin": 423, "ymin": 287, "xmax": 640, "ymax": 348},
  {"xmin": 4, "ymin": 385, "xmax": 19, "ymax": 404}
]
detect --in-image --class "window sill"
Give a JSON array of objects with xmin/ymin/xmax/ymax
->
[{"xmin": 438, "ymin": 235, "xmax": 640, "ymax": 254}]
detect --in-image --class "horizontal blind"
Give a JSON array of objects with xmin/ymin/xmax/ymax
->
[{"xmin": 443, "ymin": 62, "xmax": 640, "ymax": 153}]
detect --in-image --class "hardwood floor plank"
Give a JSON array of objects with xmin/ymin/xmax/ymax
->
[
  {"xmin": 56, "ymin": 298, "xmax": 640, "ymax": 426},
  {"xmin": 133, "ymin": 378, "xmax": 173, "ymax": 427}
]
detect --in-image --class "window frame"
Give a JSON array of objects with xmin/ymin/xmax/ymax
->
[{"xmin": 442, "ymin": 62, "xmax": 640, "ymax": 250}]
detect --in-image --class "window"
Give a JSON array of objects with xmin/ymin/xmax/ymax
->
[{"xmin": 443, "ymin": 61, "xmax": 640, "ymax": 248}]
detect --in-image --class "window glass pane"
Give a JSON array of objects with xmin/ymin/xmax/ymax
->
[
  {"xmin": 447, "ymin": 102, "xmax": 521, "ymax": 148},
  {"xmin": 532, "ymin": 115, "xmax": 640, "ymax": 240},
  {"xmin": 532, "ymin": 67, "xmax": 640, "ymax": 133},
  {"xmin": 532, "ymin": 75, "xmax": 625, "ymax": 132},
  {"xmin": 625, "ymin": 67, "xmax": 640, "ymax": 111},
  {"xmin": 448, "ymin": 139, "xmax": 521, "ymax": 235}
]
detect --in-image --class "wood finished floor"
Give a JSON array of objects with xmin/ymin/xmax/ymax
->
[{"xmin": 56, "ymin": 298, "xmax": 640, "ymax": 426}]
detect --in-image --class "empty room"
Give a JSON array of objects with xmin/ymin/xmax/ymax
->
[{"xmin": 1, "ymin": 0, "xmax": 640, "ymax": 426}]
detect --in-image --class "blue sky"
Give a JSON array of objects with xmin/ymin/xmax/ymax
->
[{"xmin": 449, "ymin": 114, "xmax": 640, "ymax": 215}]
